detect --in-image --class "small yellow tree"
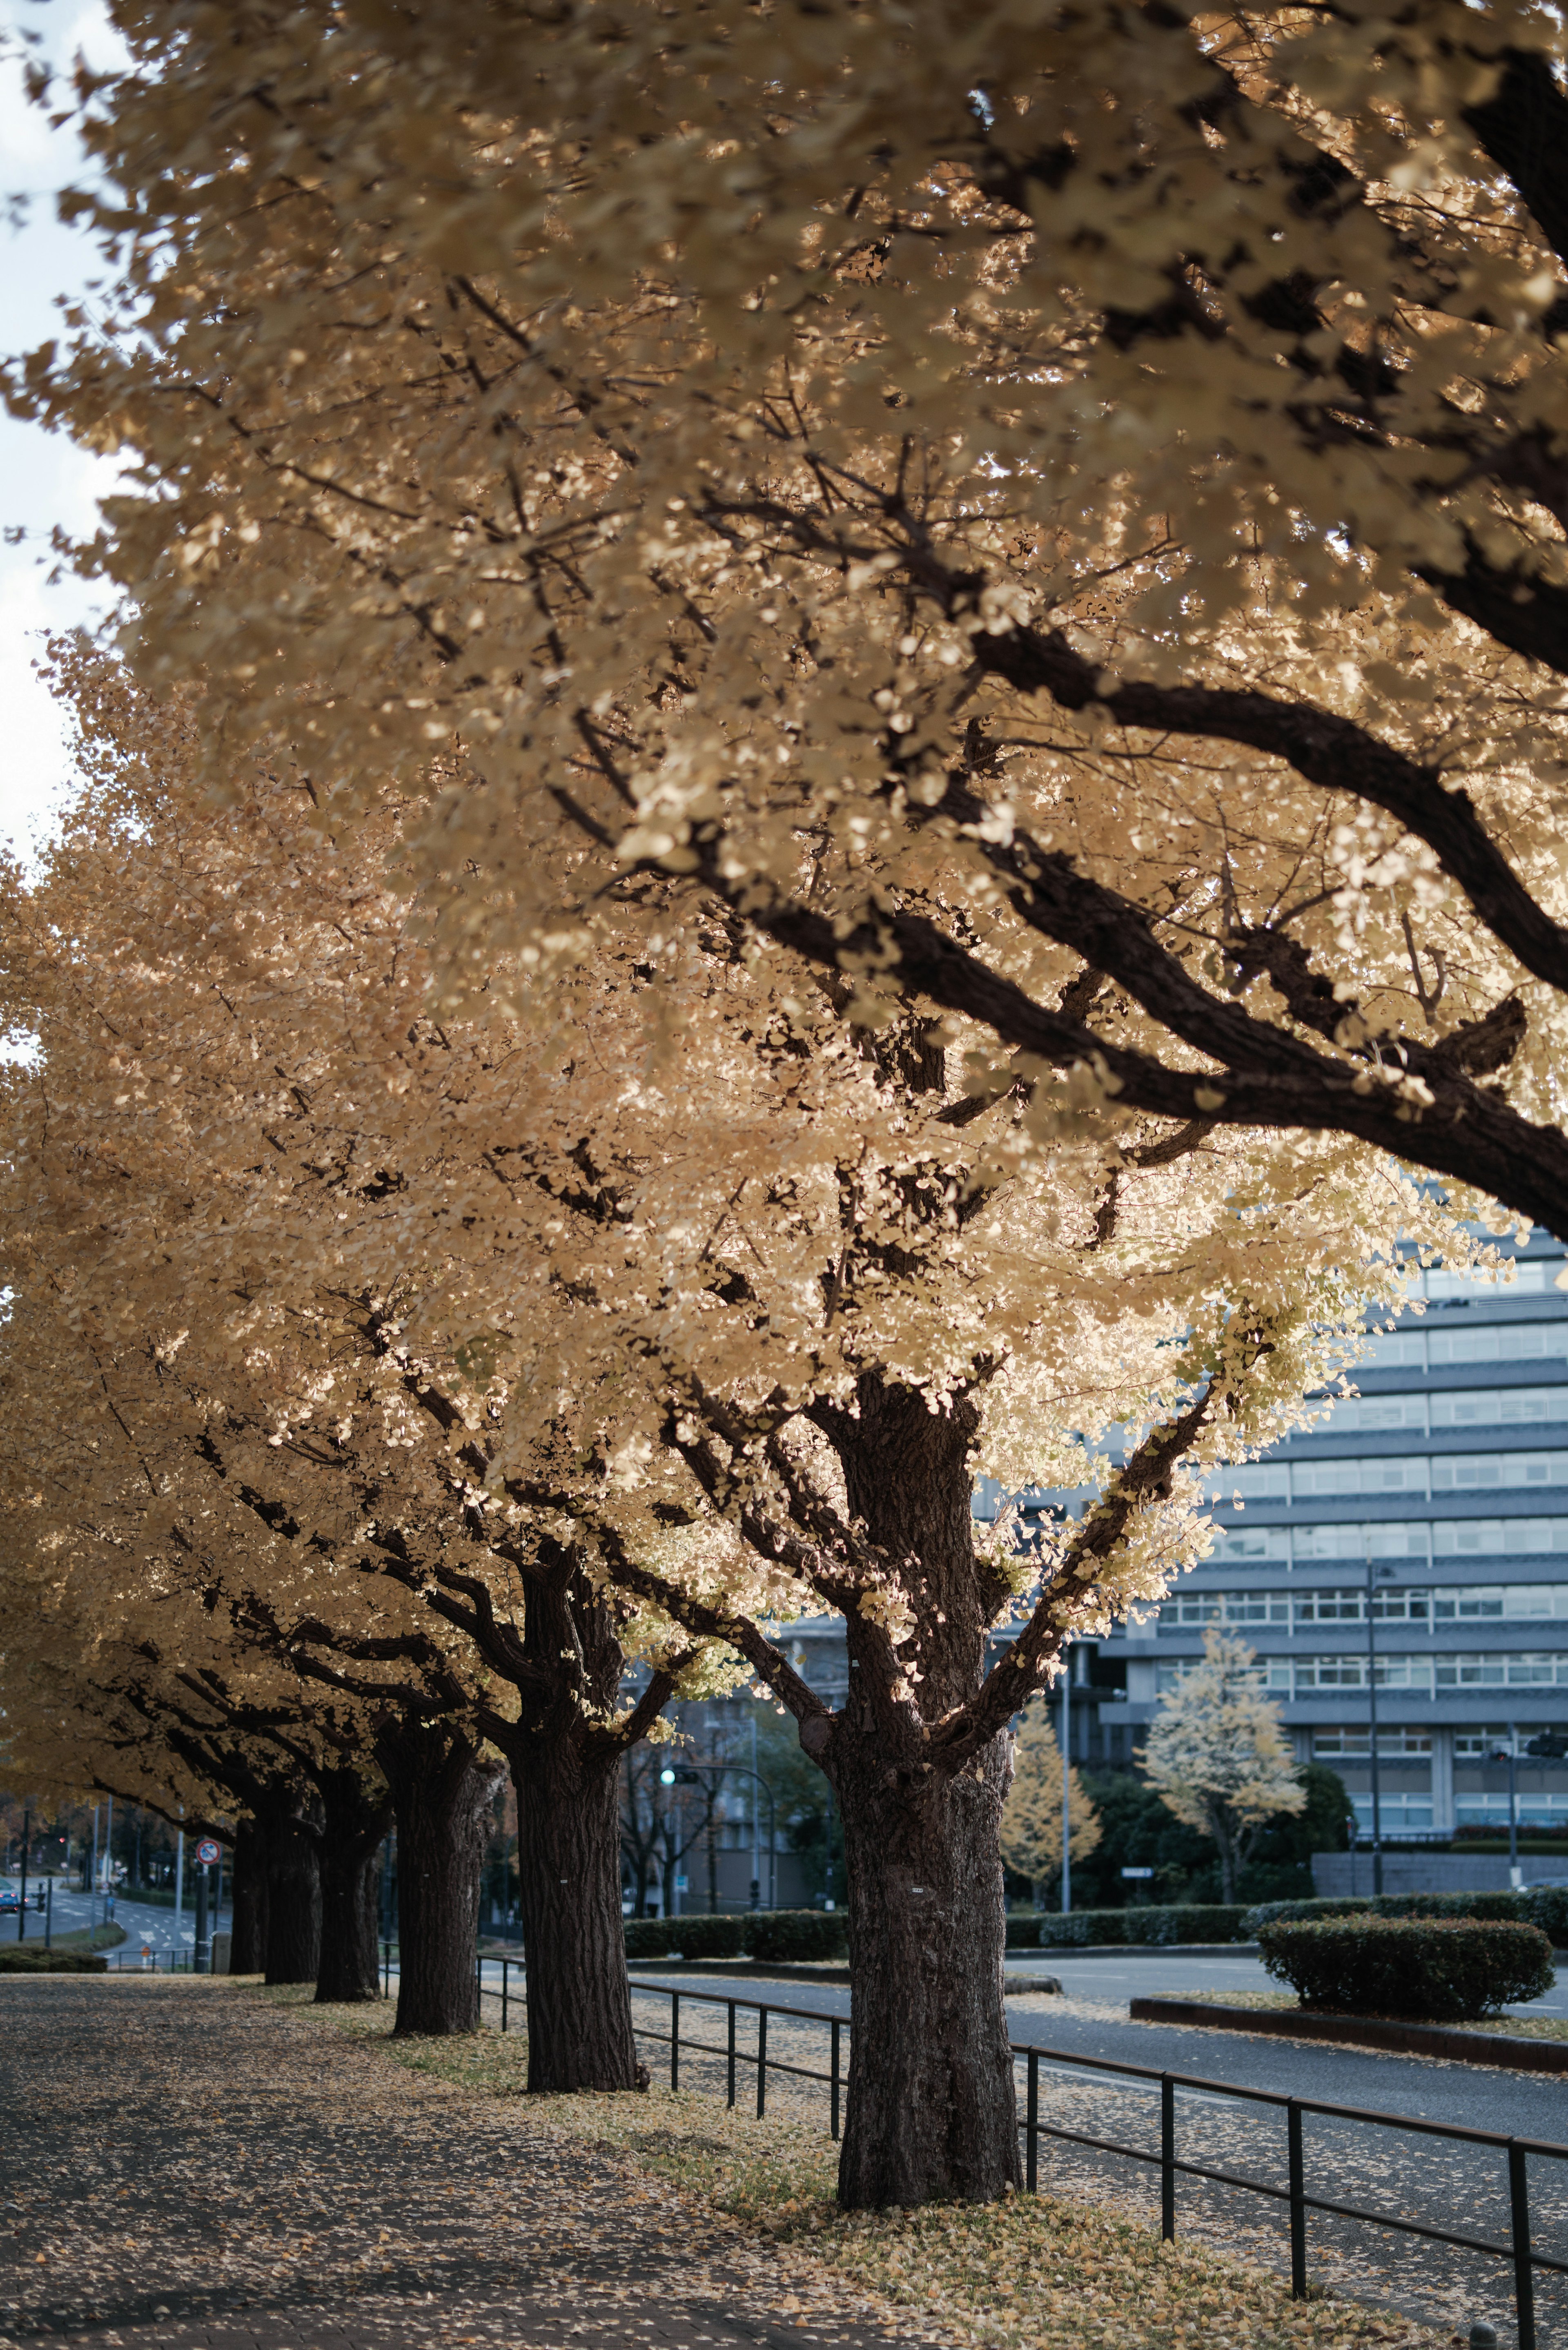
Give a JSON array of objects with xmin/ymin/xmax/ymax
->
[
  {"xmin": 1000, "ymin": 1701, "xmax": 1102, "ymax": 1904},
  {"xmin": 1140, "ymin": 1630, "xmax": 1306, "ymax": 1903}
]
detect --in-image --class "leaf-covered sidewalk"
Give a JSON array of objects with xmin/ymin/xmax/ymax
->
[{"xmin": 0, "ymin": 1978, "xmax": 952, "ymax": 2350}]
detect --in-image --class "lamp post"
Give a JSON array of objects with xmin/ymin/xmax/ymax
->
[
  {"xmin": 1060, "ymin": 1640, "xmax": 1072, "ymax": 1917},
  {"xmin": 1490, "ymin": 1728, "xmax": 1521, "ymax": 1883},
  {"xmin": 659, "ymin": 1762, "xmax": 779, "ymax": 1909},
  {"xmin": 1364, "ymin": 1558, "xmax": 1398, "ymax": 1897},
  {"xmin": 16, "ymin": 1808, "xmax": 29, "ymax": 1943}
]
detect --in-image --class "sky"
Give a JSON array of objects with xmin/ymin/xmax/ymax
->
[{"xmin": 0, "ymin": 0, "xmax": 129, "ymax": 860}]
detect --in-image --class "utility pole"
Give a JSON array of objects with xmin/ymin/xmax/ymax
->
[
  {"xmin": 1493, "ymin": 1729, "xmax": 1521, "ymax": 1884},
  {"xmin": 173, "ymin": 1825, "xmax": 185, "ymax": 1964},
  {"xmin": 89, "ymin": 1804, "xmax": 100, "ymax": 1940},
  {"xmin": 749, "ymin": 1714, "xmax": 761, "ymax": 1911},
  {"xmin": 1060, "ymin": 1643, "xmax": 1072, "ymax": 1916},
  {"xmin": 16, "ymin": 1807, "xmax": 29, "ymax": 1943},
  {"xmin": 1363, "ymin": 1557, "xmax": 1395, "ymax": 1897}
]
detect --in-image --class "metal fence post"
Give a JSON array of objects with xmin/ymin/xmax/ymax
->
[
  {"xmin": 501, "ymin": 1959, "xmax": 509, "ymax": 2035},
  {"xmin": 830, "ymin": 2019, "xmax": 841, "ymax": 2142},
  {"xmin": 727, "ymin": 2002, "xmax": 737, "ymax": 2108},
  {"xmin": 1287, "ymin": 2100, "xmax": 1307, "ymax": 2299},
  {"xmin": 1160, "ymin": 2075, "xmax": 1176, "ymax": 2243},
  {"xmin": 1027, "ymin": 2051, "xmax": 1039, "ymax": 2194},
  {"xmin": 1509, "ymin": 2142, "xmax": 1537, "ymax": 2350},
  {"xmin": 756, "ymin": 2006, "xmax": 768, "ymax": 2119},
  {"xmin": 671, "ymin": 1992, "xmax": 680, "ymax": 2092},
  {"xmin": 383, "ymin": 1938, "xmax": 391, "ymax": 1996}
]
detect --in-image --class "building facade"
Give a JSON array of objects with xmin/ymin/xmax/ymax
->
[
  {"xmin": 739, "ymin": 1241, "xmax": 1568, "ymax": 1847},
  {"xmin": 1091, "ymin": 1239, "xmax": 1568, "ymax": 1837}
]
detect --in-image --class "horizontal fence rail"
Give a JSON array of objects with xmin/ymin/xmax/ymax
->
[{"xmin": 617, "ymin": 1978, "xmax": 1568, "ymax": 2350}]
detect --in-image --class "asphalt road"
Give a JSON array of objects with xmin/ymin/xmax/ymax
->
[{"xmin": 4, "ymin": 1887, "xmax": 212, "ymax": 1958}]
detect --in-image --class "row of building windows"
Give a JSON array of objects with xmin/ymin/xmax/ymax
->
[
  {"xmin": 1154, "ymin": 1652, "xmax": 1568, "ymax": 1696},
  {"xmin": 1217, "ymin": 1451, "xmax": 1568, "ymax": 1502},
  {"xmin": 1208, "ymin": 1516, "xmax": 1568, "ymax": 1564},
  {"xmin": 1313, "ymin": 1386, "xmax": 1568, "ymax": 1435},
  {"xmin": 1412, "ymin": 1263, "xmax": 1564, "ymax": 1301},
  {"xmin": 1310, "ymin": 1725, "xmax": 1557, "ymax": 1757},
  {"xmin": 1156, "ymin": 1583, "xmax": 1568, "ymax": 1628},
  {"xmin": 1362, "ymin": 1317, "xmax": 1567, "ymax": 1371}
]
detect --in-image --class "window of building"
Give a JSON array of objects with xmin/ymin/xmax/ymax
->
[
  {"xmin": 1453, "ymin": 1726, "xmax": 1553, "ymax": 1755},
  {"xmin": 1430, "ymin": 1387, "xmax": 1568, "ymax": 1429},
  {"xmin": 1434, "ymin": 1653, "xmax": 1568, "ymax": 1686},
  {"xmin": 1157, "ymin": 1590, "xmax": 1291, "ymax": 1628},
  {"xmin": 1293, "ymin": 1587, "xmax": 1431, "ymax": 1624},
  {"xmin": 1432, "ymin": 1584, "xmax": 1568, "ymax": 1619},
  {"xmin": 1362, "ymin": 1324, "xmax": 1568, "ymax": 1370},
  {"xmin": 1432, "ymin": 1451, "xmax": 1568, "ymax": 1491},
  {"xmin": 1433, "ymin": 1517, "xmax": 1568, "ymax": 1555},
  {"xmin": 1313, "ymin": 1728, "xmax": 1432, "ymax": 1757},
  {"xmin": 1207, "ymin": 1525, "xmax": 1291, "ymax": 1563}
]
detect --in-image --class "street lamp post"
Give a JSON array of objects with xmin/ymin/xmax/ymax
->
[
  {"xmin": 659, "ymin": 1762, "xmax": 779, "ymax": 1909},
  {"xmin": 1490, "ymin": 1728, "xmax": 1521, "ymax": 1882},
  {"xmin": 16, "ymin": 1808, "xmax": 29, "ymax": 1944},
  {"xmin": 1060, "ymin": 1641, "xmax": 1072, "ymax": 1917},
  {"xmin": 1364, "ymin": 1558, "xmax": 1398, "ymax": 1897}
]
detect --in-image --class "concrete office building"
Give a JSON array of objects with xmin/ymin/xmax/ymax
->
[
  {"xmin": 1096, "ymin": 1235, "xmax": 1568, "ymax": 1845},
  {"xmin": 783, "ymin": 1237, "xmax": 1568, "ymax": 1860}
]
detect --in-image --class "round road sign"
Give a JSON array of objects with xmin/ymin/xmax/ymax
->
[{"xmin": 195, "ymin": 1838, "xmax": 221, "ymax": 1866}]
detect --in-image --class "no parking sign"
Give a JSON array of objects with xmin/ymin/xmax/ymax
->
[{"xmin": 196, "ymin": 1838, "xmax": 221, "ymax": 1866}]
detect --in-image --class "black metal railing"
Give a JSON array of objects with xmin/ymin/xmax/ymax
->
[{"xmin": 619, "ymin": 1979, "xmax": 1568, "ymax": 2350}]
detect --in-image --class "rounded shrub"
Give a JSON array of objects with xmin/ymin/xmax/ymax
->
[
  {"xmin": 1526, "ymin": 1886, "xmax": 1568, "ymax": 1947},
  {"xmin": 1258, "ymin": 1915, "xmax": 1555, "ymax": 2022},
  {"xmin": 624, "ymin": 1917, "xmax": 674, "ymax": 1959}
]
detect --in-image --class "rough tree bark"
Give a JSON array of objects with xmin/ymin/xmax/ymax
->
[
  {"xmin": 261, "ymin": 1794, "xmax": 323, "ymax": 1987},
  {"xmin": 512, "ymin": 1728, "xmax": 644, "ymax": 2092},
  {"xmin": 314, "ymin": 1764, "xmax": 391, "ymax": 2004},
  {"xmin": 807, "ymin": 1377, "xmax": 1021, "ymax": 2209},
  {"xmin": 376, "ymin": 1717, "xmax": 500, "ymax": 2035},
  {"xmin": 228, "ymin": 1818, "xmax": 268, "ymax": 1975}
]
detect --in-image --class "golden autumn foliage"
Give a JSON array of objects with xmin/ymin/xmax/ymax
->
[{"xmin": 999, "ymin": 1700, "xmax": 1102, "ymax": 1892}]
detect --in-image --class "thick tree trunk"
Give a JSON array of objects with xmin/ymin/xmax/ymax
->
[
  {"xmin": 228, "ymin": 1820, "xmax": 268, "ymax": 1975},
  {"xmin": 814, "ymin": 1373, "xmax": 1022, "ymax": 2209},
  {"xmin": 377, "ymin": 1719, "xmax": 499, "ymax": 2036},
  {"xmin": 514, "ymin": 1743, "xmax": 644, "ymax": 2092},
  {"xmin": 833, "ymin": 1731, "xmax": 1018, "ymax": 2207},
  {"xmin": 314, "ymin": 1767, "xmax": 391, "ymax": 2004},
  {"xmin": 263, "ymin": 1805, "xmax": 323, "ymax": 1987}
]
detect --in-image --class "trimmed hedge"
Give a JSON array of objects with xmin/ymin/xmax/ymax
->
[
  {"xmin": 747, "ymin": 1909, "xmax": 848, "ymax": 1962},
  {"xmin": 0, "ymin": 1949, "xmax": 107, "ymax": 1974},
  {"xmin": 623, "ymin": 1909, "xmax": 847, "ymax": 1962},
  {"xmin": 1019, "ymin": 1904, "xmax": 1248, "ymax": 1947},
  {"xmin": 1258, "ymin": 1915, "xmax": 1555, "ymax": 2021},
  {"xmin": 1243, "ymin": 1889, "xmax": 1568, "ymax": 1944}
]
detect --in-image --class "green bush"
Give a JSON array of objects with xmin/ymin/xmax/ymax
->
[
  {"xmin": 1526, "ymin": 1886, "xmax": 1568, "ymax": 1946},
  {"xmin": 662, "ymin": 1914, "xmax": 747, "ymax": 1959},
  {"xmin": 1258, "ymin": 1916, "xmax": 1554, "ymax": 2021},
  {"xmin": 0, "ymin": 1949, "xmax": 107, "ymax": 1974},
  {"xmin": 624, "ymin": 1918, "xmax": 675, "ymax": 1959},
  {"xmin": 1034, "ymin": 1904, "xmax": 1247, "ymax": 1946},
  {"xmin": 624, "ymin": 1909, "xmax": 848, "ymax": 1962},
  {"xmin": 1242, "ymin": 1891, "xmax": 1548, "ymax": 1936},
  {"xmin": 1006, "ymin": 1914, "xmax": 1042, "ymax": 1949},
  {"xmin": 746, "ymin": 1909, "xmax": 848, "ymax": 1962}
]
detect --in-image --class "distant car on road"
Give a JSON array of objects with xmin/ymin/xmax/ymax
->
[{"xmin": 0, "ymin": 1883, "xmax": 19, "ymax": 1913}]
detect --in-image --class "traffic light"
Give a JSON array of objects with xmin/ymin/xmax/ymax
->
[
  {"xmin": 1524, "ymin": 1733, "xmax": 1568, "ymax": 1761},
  {"xmin": 658, "ymin": 1766, "xmax": 704, "ymax": 1786}
]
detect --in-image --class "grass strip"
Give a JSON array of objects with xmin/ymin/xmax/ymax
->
[
  {"xmin": 1187, "ymin": 1988, "xmax": 1568, "ymax": 2042},
  {"xmin": 254, "ymin": 1983, "xmax": 1444, "ymax": 2350}
]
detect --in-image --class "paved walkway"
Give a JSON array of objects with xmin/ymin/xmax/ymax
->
[{"xmin": 0, "ymin": 1979, "xmax": 950, "ymax": 2350}]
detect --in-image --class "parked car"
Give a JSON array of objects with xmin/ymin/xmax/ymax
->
[{"xmin": 0, "ymin": 1883, "xmax": 19, "ymax": 1913}]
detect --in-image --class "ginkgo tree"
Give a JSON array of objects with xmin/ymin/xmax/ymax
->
[
  {"xmin": 1141, "ymin": 1628, "xmax": 1307, "ymax": 1904},
  {"xmin": 13, "ymin": 0, "xmax": 1568, "ymax": 1254}
]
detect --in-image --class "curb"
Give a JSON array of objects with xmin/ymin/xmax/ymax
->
[
  {"xmin": 1013, "ymin": 1942, "xmax": 1259, "ymax": 1959},
  {"xmin": 1128, "ymin": 1995, "xmax": 1568, "ymax": 2072}
]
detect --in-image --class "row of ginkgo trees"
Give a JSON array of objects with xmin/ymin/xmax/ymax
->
[{"xmin": 0, "ymin": 648, "xmax": 1430, "ymax": 2207}]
